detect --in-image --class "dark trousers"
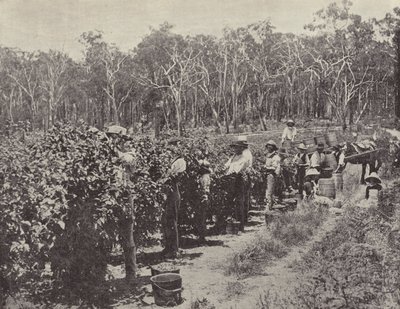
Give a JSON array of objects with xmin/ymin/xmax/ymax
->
[
  {"xmin": 296, "ymin": 167, "xmax": 306, "ymax": 196},
  {"xmin": 282, "ymin": 168, "xmax": 293, "ymax": 190},
  {"xmin": 162, "ymin": 182, "xmax": 180, "ymax": 254},
  {"xmin": 234, "ymin": 175, "xmax": 246, "ymax": 232},
  {"xmin": 197, "ymin": 190, "xmax": 209, "ymax": 242}
]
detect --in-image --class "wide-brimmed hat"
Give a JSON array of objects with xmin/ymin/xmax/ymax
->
[
  {"xmin": 306, "ymin": 168, "xmax": 320, "ymax": 177},
  {"xmin": 287, "ymin": 119, "xmax": 295, "ymax": 125},
  {"xmin": 265, "ymin": 139, "xmax": 278, "ymax": 149},
  {"xmin": 365, "ymin": 172, "xmax": 382, "ymax": 184},
  {"xmin": 230, "ymin": 135, "xmax": 249, "ymax": 148},
  {"xmin": 297, "ymin": 143, "xmax": 307, "ymax": 151},
  {"xmin": 105, "ymin": 125, "xmax": 129, "ymax": 137}
]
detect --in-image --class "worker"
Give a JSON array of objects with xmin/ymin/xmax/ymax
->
[
  {"xmin": 310, "ymin": 143, "xmax": 327, "ymax": 173},
  {"xmin": 280, "ymin": 148, "xmax": 295, "ymax": 193},
  {"xmin": 265, "ymin": 140, "xmax": 281, "ymax": 210},
  {"xmin": 104, "ymin": 125, "xmax": 136, "ymax": 183},
  {"xmin": 293, "ymin": 143, "xmax": 310, "ymax": 197},
  {"xmin": 281, "ymin": 119, "xmax": 297, "ymax": 146},
  {"xmin": 365, "ymin": 172, "xmax": 382, "ymax": 200},
  {"xmin": 161, "ymin": 138, "xmax": 187, "ymax": 258},
  {"xmin": 195, "ymin": 148, "xmax": 212, "ymax": 243},
  {"xmin": 304, "ymin": 168, "xmax": 320, "ymax": 199},
  {"xmin": 333, "ymin": 143, "xmax": 346, "ymax": 173},
  {"xmin": 224, "ymin": 136, "xmax": 253, "ymax": 232}
]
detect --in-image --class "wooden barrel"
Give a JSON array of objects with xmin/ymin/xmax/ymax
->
[
  {"xmin": 314, "ymin": 135, "xmax": 327, "ymax": 146},
  {"xmin": 333, "ymin": 173, "xmax": 343, "ymax": 191},
  {"xmin": 325, "ymin": 153, "xmax": 338, "ymax": 171},
  {"xmin": 318, "ymin": 178, "xmax": 336, "ymax": 199},
  {"xmin": 325, "ymin": 132, "xmax": 338, "ymax": 147},
  {"xmin": 320, "ymin": 168, "xmax": 333, "ymax": 179}
]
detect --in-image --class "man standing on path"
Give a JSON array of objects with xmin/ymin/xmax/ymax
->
[
  {"xmin": 224, "ymin": 136, "xmax": 253, "ymax": 232},
  {"xmin": 293, "ymin": 143, "xmax": 310, "ymax": 197},
  {"xmin": 162, "ymin": 138, "xmax": 187, "ymax": 258},
  {"xmin": 265, "ymin": 140, "xmax": 281, "ymax": 210},
  {"xmin": 281, "ymin": 119, "xmax": 297, "ymax": 146},
  {"xmin": 196, "ymin": 148, "xmax": 212, "ymax": 243}
]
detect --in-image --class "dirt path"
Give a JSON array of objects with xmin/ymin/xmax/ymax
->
[
  {"xmin": 113, "ymin": 208, "xmax": 342, "ymax": 309},
  {"xmin": 114, "ymin": 166, "xmax": 367, "ymax": 309}
]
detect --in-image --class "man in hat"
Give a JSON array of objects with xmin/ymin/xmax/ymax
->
[
  {"xmin": 310, "ymin": 143, "xmax": 327, "ymax": 173},
  {"xmin": 265, "ymin": 140, "xmax": 281, "ymax": 209},
  {"xmin": 281, "ymin": 119, "xmax": 297, "ymax": 146},
  {"xmin": 225, "ymin": 136, "xmax": 253, "ymax": 175},
  {"xmin": 304, "ymin": 168, "xmax": 320, "ymax": 198},
  {"xmin": 162, "ymin": 137, "xmax": 187, "ymax": 258},
  {"xmin": 280, "ymin": 148, "xmax": 295, "ymax": 193},
  {"xmin": 105, "ymin": 125, "xmax": 136, "ymax": 184},
  {"xmin": 224, "ymin": 136, "xmax": 253, "ymax": 231},
  {"xmin": 195, "ymin": 148, "xmax": 212, "ymax": 243},
  {"xmin": 333, "ymin": 143, "xmax": 346, "ymax": 173},
  {"xmin": 293, "ymin": 143, "xmax": 310, "ymax": 197},
  {"xmin": 365, "ymin": 172, "xmax": 382, "ymax": 200}
]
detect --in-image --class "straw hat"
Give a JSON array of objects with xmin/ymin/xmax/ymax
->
[
  {"xmin": 230, "ymin": 135, "xmax": 249, "ymax": 148},
  {"xmin": 105, "ymin": 125, "xmax": 128, "ymax": 137},
  {"xmin": 265, "ymin": 139, "xmax": 278, "ymax": 150},
  {"xmin": 365, "ymin": 172, "xmax": 382, "ymax": 184},
  {"xmin": 306, "ymin": 168, "xmax": 320, "ymax": 177},
  {"xmin": 297, "ymin": 143, "xmax": 307, "ymax": 151}
]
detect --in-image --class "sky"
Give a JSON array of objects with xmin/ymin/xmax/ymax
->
[{"xmin": 0, "ymin": 0, "xmax": 398, "ymax": 60}]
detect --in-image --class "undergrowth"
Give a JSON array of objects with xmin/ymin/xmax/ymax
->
[
  {"xmin": 290, "ymin": 183, "xmax": 400, "ymax": 308},
  {"xmin": 225, "ymin": 203, "xmax": 328, "ymax": 277}
]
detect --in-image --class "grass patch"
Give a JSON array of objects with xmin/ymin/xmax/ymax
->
[
  {"xmin": 225, "ymin": 204, "xmax": 328, "ymax": 277},
  {"xmin": 270, "ymin": 205, "xmax": 327, "ymax": 247},
  {"xmin": 190, "ymin": 298, "xmax": 216, "ymax": 309}
]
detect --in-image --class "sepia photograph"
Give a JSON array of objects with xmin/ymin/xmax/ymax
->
[{"xmin": 1, "ymin": 0, "xmax": 400, "ymax": 308}]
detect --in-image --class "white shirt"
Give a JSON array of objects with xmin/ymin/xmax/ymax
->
[
  {"xmin": 281, "ymin": 126, "xmax": 297, "ymax": 142},
  {"xmin": 310, "ymin": 151, "xmax": 326, "ymax": 168},
  {"xmin": 265, "ymin": 151, "xmax": 281, "ymax": 175},
  {"xmin": 225, "ymin": 149, "xmax": 253, "ymax": 175},
  {"xmin": 169, "ymin": 158, "xmax": 187, "ymax": 176}
]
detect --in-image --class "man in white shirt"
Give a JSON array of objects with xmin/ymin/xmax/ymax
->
[
  {"xmin": 265, "ymin": 140, "xmax": 281, "ymax": 209},
  {"xmin": 333, "ymin": 143, "xmax": 346, "ymax": 173},
  {"xmin": 281, "ymin": 119, "xmax": 297, "ymax": 146},
  {"xmin": 310, "ymin": 143, "xmax": 326, "ymax": 172},
  {"xmin": 224, "ymin": 136, "xmax": 253, "ymax": 231},
  {"xmin": 225, "ymin": 138, "xmax": 253, "ymax": 175},
  {"xmin": 293, "ymin": 143, "xmax": 310, "ymax": 197}
]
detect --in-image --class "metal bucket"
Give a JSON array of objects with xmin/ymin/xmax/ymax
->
[{"xmin": 150, "ymin": 273, "xmax": 183, "ymax": 307}]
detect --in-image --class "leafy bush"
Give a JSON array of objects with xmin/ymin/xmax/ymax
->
[{"xmin": 294, "ymin": 190, "xmax": 400, "ymax": 308}]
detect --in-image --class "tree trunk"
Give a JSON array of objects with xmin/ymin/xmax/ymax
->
[
  {"xmin": 395, "ymin": 28, "xmax": 400, "ymax": 118},
  {"xmin": 119, "ymin": 217, "xmax": 137, "ymax": 282}
]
